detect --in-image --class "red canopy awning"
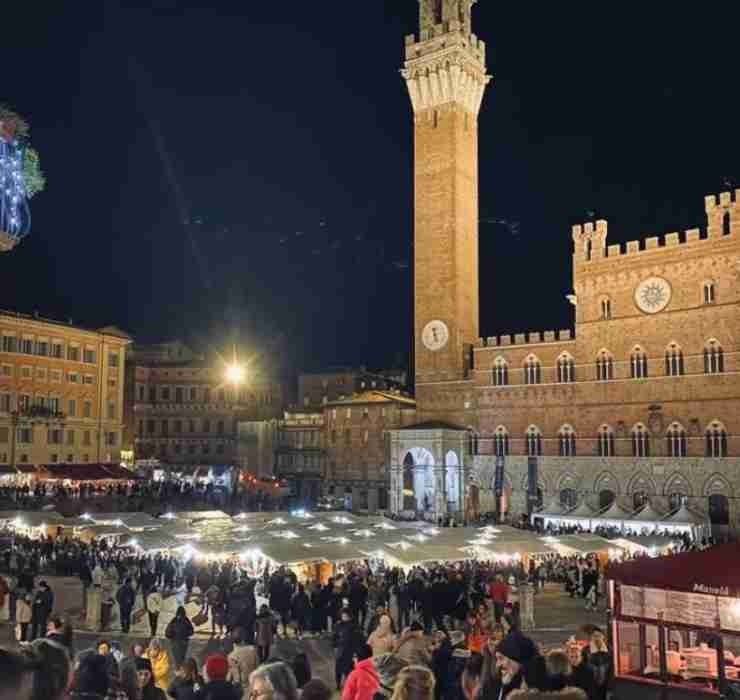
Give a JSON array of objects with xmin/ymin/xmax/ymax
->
[
  {"xmin": 38, "ymin": 463, "xmax": 138, "ymax": 481},
  {"xmin": 607, "ymin": 542, "xmax": 740, "ymax": 598}
]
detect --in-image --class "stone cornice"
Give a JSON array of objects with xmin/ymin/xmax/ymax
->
[{"xmin": 403, "ymin": 33, "xmax": 490, "ymax": 116}]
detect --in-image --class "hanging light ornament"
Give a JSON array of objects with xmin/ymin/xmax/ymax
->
[{"xmin": 0, "ymin": 106, "xmax": 44, "ymax": 252}]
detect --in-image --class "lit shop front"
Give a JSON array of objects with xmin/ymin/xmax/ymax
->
[{"xmin": 607, "ymin": 542, "xmax": 740, "ymax": 699}]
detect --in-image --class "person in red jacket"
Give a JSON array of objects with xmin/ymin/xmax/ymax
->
[
  {"xmin": 341, "ymin": 653, "xmax": 407, "ymax": 700},
  {"xmin": 488, "ymin": 574, "xmax": 510, "ymax": 623}
]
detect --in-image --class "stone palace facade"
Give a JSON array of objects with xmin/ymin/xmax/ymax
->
[{"xmin": 386, "ymin": 1, "xmax": 740, "ymax": 531}]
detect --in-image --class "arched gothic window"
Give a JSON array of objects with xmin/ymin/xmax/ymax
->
[
  {"xmin": 493, "ymin": 426, "xmax": 509, "ymax": 457},
  {"xmin": 703, "ymin": 281, "xmax": 716, "ymax": 305},
  {"xmin": 560, "ymin": 488, "xmax": 578, "ymax": 509},
  {"xmin": 665, "ymin": 343, "xmax": 684, "ymax": 377},
  {"xmin": 666, "ymin": 422, "xmax": 687, "ymax": 458},
  {"xmin": 558, "ymin": 425, "xmax": 577, "ymax": 457},
  {"xmin": 597, "ymin": 425, "xmax": 615, "ymax": 457},
  {"xmin": 596, "ymin": 350, "xmax": 614, "ymax": 381},
  {"xmin": 704, "ymin": 339, "xmax": 724, "ymax": 374},
  {"xmin": 705, "ymin": 421, "xmax": 728, "ymax": 458},
  {"xmin": 493, "ymin": 357, "xmax": 509, "ymax": 386},
  {"xmin": 633, "ymin": 491, "xmax": 649, "ymax": 510},
  {"xmin": 524, "ymin": 355, "xmax": 542, "ymax": 385},
  {"xmin": 557, "ymin": 353, "xmax": 575, "ymax": 383},
  {"xmin": 631, "ymin": 346, "xmax": 648, "ymax": 379},
  {"xmin": 632, "ymin": 423, "xmax": 651, "ymax": 458},
  {"xmin": 525, "ymin": 426, "xmax": 543, "ymax": 457}
]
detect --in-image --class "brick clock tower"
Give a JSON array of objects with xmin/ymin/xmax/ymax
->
[{"xmin": 403, "ymin": 0, "xmax": 490, "ymax": 385}]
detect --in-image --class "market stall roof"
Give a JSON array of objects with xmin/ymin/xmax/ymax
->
[
  {"xmin": 77, "ymin": 524, "xmax": 129, "ymax": 538},
  {"xmin": 122, "ymin": 532, "xmax": 184, "ymax": 552},
  {"xmin": 38, "ymin": 463, "xmax": 138, "ymax": 481},
  {"xmin": 537, "ymin": 498, "xmax": 567, "ymax": 517},
  {"xmin": 546, "ymin": 534, "xmax": 623, "ymax": 555},
  {"xmin": 0, "ymin": 510, "xmax": 68, "ymax": 527},
  {"xmin": 593, "ymin": 501, "xmax": 631, "ymax": 520},
  {"xmin": 173, "ymin": 510, "xmax": 231, "ymax": 523},
  {"xmin": 257, "ymin": 540, "xmax": 367, "ymax": 566},
  {"xmin": 85, "ymin": 513, "xmax": 162, "ymax": 529},
  {"xmin": 607, "ymin": 541, "xmax": 740, "ymax": 597},
  {"xmin": 665, "ymin": 504, "xmax": 710, "ymax": 526},
  {"xmin": 613, "ymin": 535, "xmax": 679, "ymax": 551},
  {"xmin": 561, "ymin": 502, "xmax": 596, "ymax": 519},
  {"xmin": 375, "ymin": 542, "xmax": 474, "ymax": 566},
  {"xmin": 626, "ymin": 503, "xmax": 667, "ymax": 522}
]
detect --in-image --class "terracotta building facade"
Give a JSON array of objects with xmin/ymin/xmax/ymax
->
[
  {"xmin": 0, "ymin": 311, "xmax": 130, "ymax": 467},
  {"xmin": 124, "ymin": 341, "xmax": 283, "ymax": 467},
  {"xmin": 388, "ymin": 1, "xmax": 740, "ymax": 531}
]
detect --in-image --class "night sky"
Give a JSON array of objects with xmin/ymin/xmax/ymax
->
[{"xmin": 2, "ymin": 2, "xmax": 737, "ymax": 380}]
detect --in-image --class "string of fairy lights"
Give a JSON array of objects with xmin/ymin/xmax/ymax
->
[{"xmin": 0, "ymin": 137, "xmax": 31, "ymax": 242}]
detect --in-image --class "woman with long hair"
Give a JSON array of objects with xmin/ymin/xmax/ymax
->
[
  {"xmin": 367, "ymin": 613, "xmax": 396, "ymax": 657},
  {"xmin": 390, "ymin": 666, "xmax": 435, "ymax": 700}
]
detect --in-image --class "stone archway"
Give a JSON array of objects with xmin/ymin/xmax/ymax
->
[{"xmin": 402, "ymin": 446, "xmax": 435, "ymax": 512}]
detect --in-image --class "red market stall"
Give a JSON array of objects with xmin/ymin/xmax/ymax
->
[{"xmin": 607, "ymin": 543, "xmax": 740, "ymax": 699}]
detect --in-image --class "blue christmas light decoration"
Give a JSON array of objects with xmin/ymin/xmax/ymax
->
[{"xmin": 0, "ymin": 137, "xmax": 31, "ymax": 250}]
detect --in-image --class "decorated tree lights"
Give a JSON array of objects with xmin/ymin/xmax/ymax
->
[{"xmin": 0, "ymin": 106, "xmax": 45, "ymax": 252}]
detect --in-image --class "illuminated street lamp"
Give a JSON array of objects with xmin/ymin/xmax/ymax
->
[{"xmin": 225, "ymin": 363, "xmax": 245, "ymax": 385}]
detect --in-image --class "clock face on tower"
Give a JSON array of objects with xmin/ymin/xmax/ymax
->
[
  {"xmin": 421, "ymin": 320, "xmax": 449, "ymax": 351},
  {"xmin": 634, "ymin": 276, "xmax": 672, "ymax": 314}
]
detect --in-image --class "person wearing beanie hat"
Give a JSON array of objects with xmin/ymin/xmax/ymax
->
[
  {"xmin": 135, "ymin": 657, "xmax": 167, "ymax": 700},
  {"xmin": 205, "ymin": 655, "xmax": 229, "ymax": 682},
  {"xmin": 195, "ymin": 655, "xmax": 241, "ymax": 700},
  {"xmin": 496, "ymin": 632, "xmax": 541, "ymax": 700}
]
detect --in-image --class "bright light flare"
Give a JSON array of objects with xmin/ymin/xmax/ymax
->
[{"xmin": 225, "ymin": 364, "xmax": 245, "ymax": 385}]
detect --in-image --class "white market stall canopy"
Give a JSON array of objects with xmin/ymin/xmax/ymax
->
[
  {"xmin": 559, "ymin": 502, "xmax": 597, "ymax": 523},
  {"xmin": 592, "ymin": 501, "xmax": 631, "ymax": 523},
  {"xmin": 82, "ymin": 512, "xmax": 162, "ymax": 530},
  {"xmin": 626, "ymin": 503, "xmax": 667, "ymax": 523}
]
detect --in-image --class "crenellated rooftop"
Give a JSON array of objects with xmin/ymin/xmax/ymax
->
[
  {"xmin": 475, "ymin": 329, "xmax": 574, "ymax": 349},
  {"xmin": 572, "ymin": 189, "xmax": 738, "ymax": 266}
]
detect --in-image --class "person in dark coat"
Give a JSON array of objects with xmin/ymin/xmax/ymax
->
[
  {"xmin": 430, "ymin": 631, "xmax": 455, "ymax": 700},
  {"xmin": 116, "ymin": 578, "xmax": 136, "ymax": 634},
  {"xmin": 166, "ymin": 606, "xmax": 195, "ymax": 666},
  {"xmin": 256, "ymin": 604, "xmax": 275, "ymax": 663},
  {"xmin": 348, "ymin": 578, "xmax": 368, "ymax": 630},
  {"xmin": 291, "ymin": 583, "xmax": 311, "ymax": 639},
  {"xmin": 31, "ymin": 580, "xmax": 54, "ymax": 640},
  {"xmin": 332, "ymin": 608, "xmax": 362, "ymax": 690},
  {"xmin": 168, "ymin": 658, "xmax": 204, "ymax": 700}
]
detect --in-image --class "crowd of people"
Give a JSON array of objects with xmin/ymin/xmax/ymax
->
[
  {"xmin": 1, "ymin": 534, "xmax": 618, "ymax": 700},
  {"xmin": 0, "ymin": 477, "xmax": 284, "ymax": 514},
  {"xmin": 0, "ymin": 570, "xmax": 613, "ymax": 700}
]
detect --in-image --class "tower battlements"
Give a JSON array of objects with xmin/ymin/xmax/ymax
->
[
  {"xmin": 405, "ymin": 29, "xmax": 486, "ymax": 65},
  {"xmin": 572, "ymin": 190, "xmax": 739, "ymax": 266}
]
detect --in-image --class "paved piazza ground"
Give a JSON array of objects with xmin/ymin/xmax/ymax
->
[{"xmin": 0, "ymin": 576, "xmax": 605, "ymax": 686}]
